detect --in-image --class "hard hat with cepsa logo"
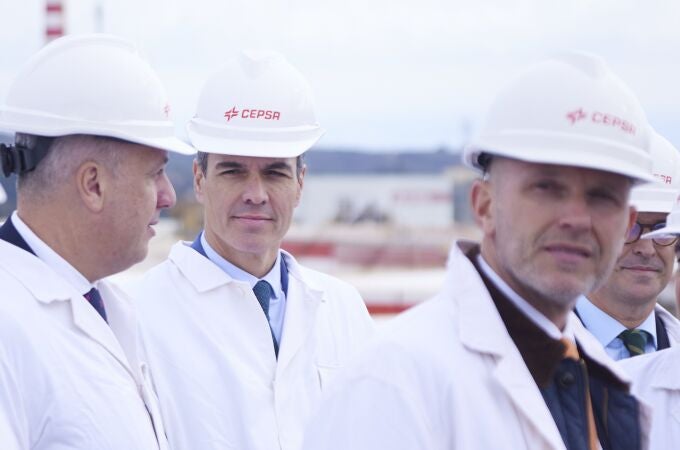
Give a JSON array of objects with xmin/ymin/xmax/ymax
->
[
  {"xmin": 630, "ymin": 131, "xmax": 680, "ymax": 213},
  {"xmin": 463, "ymin": 52, "xmax": 654, "ymax": 183},
  {"xmin": 187, "ymin": 50, "xmax": 325, "ymax": 157},
  {"xmin": 0, "ymin": 34, "xmax": 195, "ymax": 157},
  {"xmin": 642, "ymin": 192, "xmax": 680, "ymax": 240}
]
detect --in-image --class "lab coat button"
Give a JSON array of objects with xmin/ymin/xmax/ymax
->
[{"xmin": 557, "ymin": 371, "xmax": 575, "ymax": 388}]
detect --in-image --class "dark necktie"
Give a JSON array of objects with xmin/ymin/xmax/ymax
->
[
  {"xmin": 84, "ymin": 287, "xmax": 108, "ymax": 323},
  {"xmin": 252, "ymin": 280, "xmax": 279, "ymax": 357},
  {"xmin": 619, "ymin": 329, "xmax": 648, "ymax": 357}
]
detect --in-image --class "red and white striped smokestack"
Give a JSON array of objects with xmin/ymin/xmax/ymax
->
[{"xmin": 45, "ymin": 0, "xmax": 65, "ymax": 42}]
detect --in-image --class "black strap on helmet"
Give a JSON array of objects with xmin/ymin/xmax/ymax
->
[{"xmin": 0, "ymin": 137, "xmax": 53, "ymax": 177}]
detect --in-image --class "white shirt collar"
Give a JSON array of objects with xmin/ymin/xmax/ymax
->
[
  {"xmin": 11, "ymin": 211, "xmax": 94, "ymax": 295},
  {"xmin": 576, "ymin": 295, "xmax": 658, "ymax": 348},
  {"xmin": 476, "ymin": 253, "xmax": 572, "ymax": 341},
  {"xmin": 200, "ymin": 232, "xmax": 283, "ymax": 299}
]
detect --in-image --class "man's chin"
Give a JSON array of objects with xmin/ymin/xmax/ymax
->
[{"xmin": 537, "ymin": 278, "xmax": 590, "ymax": 308}]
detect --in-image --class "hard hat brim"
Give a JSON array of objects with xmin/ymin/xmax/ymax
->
[
  {"xmin": 642, "ymin": 226, "xmax": 680, "ymax": 239},
  {"xmin": 630, "ymin": 185, "xmax": 678, "ymax": 213},
  {"xmin": 463, "ymin": 131, "xmax": 656, "ymax": 184},
  {"xmin": 0, "ymin": 107, "xmax": 196, "ymax": 155},
  {"xmin": 186, "ymin": 119, "xmax": 325, "ymax": 157}
]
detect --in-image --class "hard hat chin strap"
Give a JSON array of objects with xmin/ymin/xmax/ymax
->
[{"xmin": 0, "ymin": 138, "xmax": 52, "ymax": 177}]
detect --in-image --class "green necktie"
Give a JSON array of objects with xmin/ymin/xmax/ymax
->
[{"xmin": 618, "ymin": 329, "xmax": 649, "ymax": 357}]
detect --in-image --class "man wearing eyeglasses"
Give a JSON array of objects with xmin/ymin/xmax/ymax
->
[
  {"xmin": 618, "ymin": 196, "xmax": 680, "ymax": 449},
  {"xmin": 576, "ymin": 132, "xmax": 680, "ymax": 360}
]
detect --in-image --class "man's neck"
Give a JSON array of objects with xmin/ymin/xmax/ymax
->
[
  {"xmin": 16, "ymin": 207, "xmax": 101, "ymax": 282},
  {"xmin": 203, "ymin": 230, "xmax": 278, "ymax": 278},
  {"xmin": 587, "ymin": 291, "xmax": 656, "ymax": 329}
]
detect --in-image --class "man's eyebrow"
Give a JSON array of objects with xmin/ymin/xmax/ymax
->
[
  {"xmin": 214, "ymin": 161, "xmax": 245, "ymax": 170},
  {"xmin": 264, "ymin": 161, "xmax": 294, "ymax": 171}
]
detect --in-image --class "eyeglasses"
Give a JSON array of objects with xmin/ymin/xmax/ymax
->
[{"xmin": 625, "ymin": 221, "xmax": 678, "ymax": 247}]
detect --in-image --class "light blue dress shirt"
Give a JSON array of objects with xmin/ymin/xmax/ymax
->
[
  {"xmin": 576, "ymin": 295, "xmax": 657, "ymax": 360},
  {"xmin": 201, "ymin": 232, "xmax": 286, "ymax": 344}
]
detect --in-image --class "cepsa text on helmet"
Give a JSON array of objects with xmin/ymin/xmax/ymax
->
[
  {"xmin": 565, "ymin": 108, "xmax": 636, "ymax": 135},
  {"xmin": 223, "ymin": 106, "xmax": 281, "ymax": 123},
  {"xmin": 654, "ymin": 173, "xmax": 673, "ymax": 185}
]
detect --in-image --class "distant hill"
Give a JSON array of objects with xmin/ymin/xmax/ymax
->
[
  {"xmin": 0, "ymin": 147, "xmax": 463, "ymax": 214},
  {"xmin": 303, "ymin": 147, "xmax": 462, "ymax": 174}
]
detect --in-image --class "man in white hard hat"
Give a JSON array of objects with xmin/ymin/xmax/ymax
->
[
  {"xmin": 675, "ymin": 244, "xmax": 680, "ymax": 311},
  {"xmin": 127, "ymin": 51, "xmax": 374, "ymax": 450},
  {"xmin": 0, "ymin": 34, "xmax": 195, "ymax": 450},
  {"xmin": 576, "ymin": 132, "xmax": 680, "ymax": 360},
  {"xmin": 619, "ymin": 197, "xmax": 680, "ymax": 448},
  {"xmin": 303, "ymin": 53, "xmax": 653, "ymax": 450}
]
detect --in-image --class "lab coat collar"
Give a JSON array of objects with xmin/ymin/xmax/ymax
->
[
  {"xmin": 171, "ymin": 241, "xmax": 239, "ymax": 292},
  {"xmin": 450, "ymin": 240, "xmax": 636, "ymax": 450},
  {"xmin": 171, "ymin": 241, "xmax": 325, "ymax": 370},
  {"xmin": 448, "ymin": 241, "xmax": 565, "ymax": 450},
  {"xmin": 175, "ymin": 239, "xmax": 324, "ymax": 298},
  {"xmin": 276, "ymin": 250, "xmax": 324, "ymax": 371},
  {"xmin": 648, "ymin": 346, "xmax": 680, "ymax": 390},
  {"xmin": 0, "ymin": 239, "xmax": 137, "ymax": 380},
  {"xmin": 0, "ymin": 238, "xmax": 74, "ymax": 302},
  {"xmin": 70, "ymin": 281, "xmax": 138, "ymax": 379}
]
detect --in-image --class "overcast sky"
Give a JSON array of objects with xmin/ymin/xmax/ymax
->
[{"xmin": 2, "ymin": 0, "xmax": 680, "ymax": 151}]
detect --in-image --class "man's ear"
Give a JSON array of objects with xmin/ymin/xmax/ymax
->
[
  {"xmin": 295, "ymin": 163, "xmax": 306, "ymax": 205},
  {"xmin": 193, "ymin": 159, "xmax": 205, "ymax": 204},
  {"xmin": 470, "ymin": 179, "xmax": 495, "ymax": 235},
  {"xmin": 76, "ymin": 161, "xmax": 105, "ymax": 212}
]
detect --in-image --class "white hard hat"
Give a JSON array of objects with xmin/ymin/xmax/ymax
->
[
  {"xmin": 187, "ymin": 50, "xmax": 325, "ymax": 157},
  {"xmin": 630, "ymin": 131, "xmax": 680, "ymax": 213},
  {"xmin": 642, "ymin": 194, "xmax": 680, "ymax": 239},
  {"xmin": 0, "ymin": 34, "xmax": 195, "ymax": 155},
  {"xmin": 463, "ymin": 52, "xmax": 653, "ymax": 183},
  {"xmin": 0, "ymin": 183, "xmax": 6, "ymax": 204}
]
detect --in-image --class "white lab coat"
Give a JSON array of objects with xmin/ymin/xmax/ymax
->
[
  {"xmin": 129, "ymin": 241, "xmax": 375, "ymax": 450},
  {"xmin": 655, "ymin": 303, "xmax": 680, "ymax": 345},
  {"xmin": 619, "ymin": 345, "xmax": 680, "ymax": 449},
  {"xmin": 0, "ymin": 239, "xmax": 168, "ymax": 450},
  {"xmin": 303, "ymin": 241, "xmax": 652, "ymax": 450}
]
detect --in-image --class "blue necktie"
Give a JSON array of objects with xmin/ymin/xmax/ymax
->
[
  {"xmin": 84, "ymin": 287, "xmax": 107, "ymax": 323},
  {"xmin": 252, "ymin": 280, "xmax": 279, "ymax": 357}
]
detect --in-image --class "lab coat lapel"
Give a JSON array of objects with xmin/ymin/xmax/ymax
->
[
  {"xmin": 277, "ymin": 254, "xmax": 322, "ymax": 372},
  {"xmin": 70, "ymin": 287, "xmax": 135, "ymax": 379},
  {"xmin": 99, "ymin": 282, "xmax": 144, "ymax": 381},
  {"xmin": 492, "ymin": 353, "xmax": 566, "ymax": 450},
  {"xmin": 452, "ymin": 243, "xmax": 566, "ymax": 450},
  {"xmin": 461, "ymin": 303, "xmax": 565, "ymax": 449},
  {"xmin": 0, "ymin": 239, "xmax": 136, "ymax": 379}
]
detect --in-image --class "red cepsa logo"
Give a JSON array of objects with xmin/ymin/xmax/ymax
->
[
  {"xmin": 565, "ymin": 108, "xmax": 636, "ymax": 135},
  {"xmin": 224, "ymin": 106, "xmax": 281, "ymax": 123},
  {"xmin": 654, "ymin": 173, "xmax": 673, "ymax": 185}
]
